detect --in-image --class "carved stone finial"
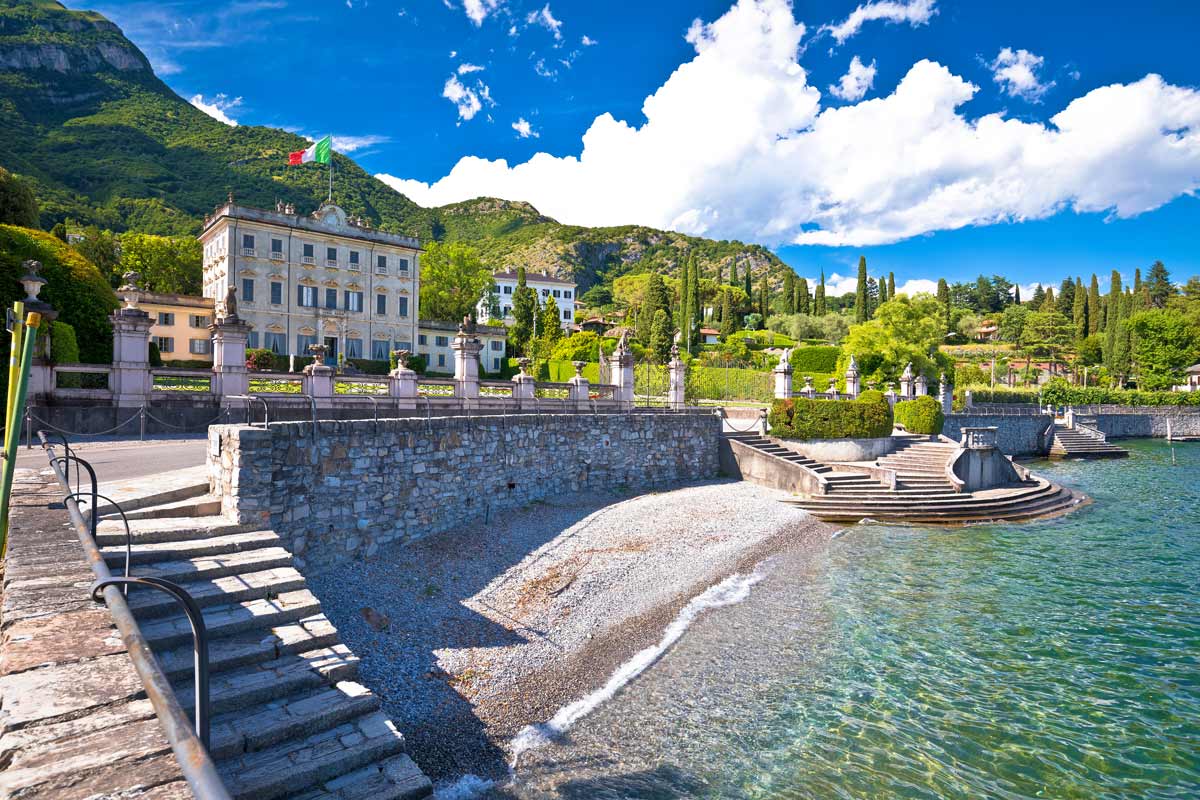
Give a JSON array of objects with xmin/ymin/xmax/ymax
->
[
  {"xmin": 901, "ymin": 361, "xmax": 914, "ymax": 379},
  {"xmin": 227, "ymin": 191, "xmax": 235, "ymax": 204},
  {"xmin": 670, "ymin": 343, "xmax": 680, "ymax": 361},
  {"xmin": 391, "ymin": 349, "xmax": 410, "ymax": 369},
  {"xmin": 307, "ymin": 342, "xmax": 328, "ymax": 366},
  {"xmin": 222, "ymin": 285, "xmax": 239, "ymax": 322},
  {"xmin": 572, "ymin": 360, "xmax": 586, "ymax": 378},
  {"xmin": 845, "ymin": 355, "xmax": 859, "ymax": 376},
  {"xmin": 518, "ymin": 357, "xmax": 532, "ymax": 376}
]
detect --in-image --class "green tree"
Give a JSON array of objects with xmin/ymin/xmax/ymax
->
[
  {"xmin": 1109, "ymin": 293, "xmax": 1134, "ymax": 384},
  {"xmin": 1041, "ymin": 287, "xmax": 1057, "ymax": 311},
  {"xmin": 649, "ymin": 308, "xmax": 672, "ymax": 363},
  {"xmin": 758, "ymin": 275, "xmax": 769, "ymax": 319},
  {"xmin": 719, "ymin": 290, "xmax": 736, "ymax": 339},
  {"xmin": 1030, "ymin": 284, "xmax": 1045, "ymax": 308},
  {"xmin": 0, "ymin": 167, "xmax": 38, "ymax": 228},
  {"xmin": 1127, "ymin": 309, "xmax": 1200, "ymax": 389},
  {"xmin": 418, "ymin": 241, "xmax": 494, "ymax": 322},
  {"xmin": 887, "ymin": 272, "xmax": 896, "ymax": 300},
  {"xmin": 877, "ymin": 275, "xmax": 888, "ymax": 306},
  {"xmin": 796, "ymin": 277, "xmax": 811, "ymax": 316},
  {"xmin": 782, "ymin": 270, "xmax": 795, "ymax": 315},
  {"xmin": 729, "ymin": 258, "xmax": 739, "ymax": 287},
  {"xmin": 1087, "ymin": 274, "xmax": 1101, "ymax": 336},
  {"xmin": 1013, "ymin": 284, "xmax": 1021, "ymax": 305},
  {"xmin": 539, "ymin": 295, "xmax": 564, "ymax": 346},
  {"xmin": 854, "ymin": 256, "xmax": 869, "ymax": 323},
  {"xmin": 1133, "ymin": 267, "xmax": 1143, "ymax": 295},
  {"xmin": 835, "ymin": 294, "xmax": 951, "ymax": 386},
  {"xmin": 1104, "ymin": 271, "xmax": 1123, "ymax": 372},
  {"xmin": 638, "ymin": 272, "xmax": 671, "ymax": 345},
  {"xmin": 1072, "ymin": 277, "xmax": 1088, "ymax": 340},
  {"xmin": 936, "ymin": 278, "xmax": 951, "ymax": 333},
  {"xmin": 510, "ymin": 266, "xmax": 537, "ymax": 355},
  {"xmin": 742, "ymin": 264, "xmax": 752, "ymax": 306},
  {"xmin": 815, "ymin": 271, "xmax": 827, "ymax": 316},
  {"xmin": 118, "ymin": 233, "xmax": 202, "ymax": 294},
  {"xmin": 73, "ymin": 226, "xmax": 121, "ymax": 286},
  {"xmin": 1145, "ymin": 260, "xmax": 1174, "ymax": 308},
  {"xmin": 1057, "ymin": 277, "xmax": 1076, "ymax": 317},
  {"xmin": 998, "ymin": 304, "xmax": 1029, "ymax": 343},
  {"xmin": 50, "ymin": 223, "xmax": 68, "ymax": 242}
]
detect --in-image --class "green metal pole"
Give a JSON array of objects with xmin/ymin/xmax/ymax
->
[{"xmin": 1, "ymin": 312, "xmax": 42, "ymax": 555}]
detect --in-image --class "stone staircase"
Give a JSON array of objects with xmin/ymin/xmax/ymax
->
[
  {"xmin": 96, "ymin": 494, "xmax": 432, "ymax": 800},
  {"xmin": 1050, "ymin": 424, "xmax": 1129, "ymax": 459},
  {"xmin": 729, "ymin": 433, "xmax": 1084, "ymax": 524}
]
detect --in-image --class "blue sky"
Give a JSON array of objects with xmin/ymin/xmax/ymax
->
[{"xmin": 74, "ymin": 0, "xmax": 1200, "ymax": 294}]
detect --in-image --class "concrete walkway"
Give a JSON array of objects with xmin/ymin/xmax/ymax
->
[{"xmin": 14, "ymin": 437, "xmax": 208, "ymax": 482}]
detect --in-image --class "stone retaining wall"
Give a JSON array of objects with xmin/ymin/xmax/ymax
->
[
  {"xmin": 944, "ymin": 413, "xmax": 1054, "ymax": 456},
  {"xmin": 1090, "ymin": 409, "xmax": 1200, "ymax": 439},
  {"xmin": 209, "ymin": 412, "xmax": 722, "ymax": 568}
]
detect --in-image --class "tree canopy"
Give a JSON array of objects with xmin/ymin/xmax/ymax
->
[
  {"xmin": 418, "ymin": 241, "xmax": 493, "ymax": 322},
  {"xmin": 836, "ymin": 294, "xmax": 951, "ymax": 386}
]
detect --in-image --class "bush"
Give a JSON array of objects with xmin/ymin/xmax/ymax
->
[
  {"xmin": 148, "ymin": 341, "xmax": 163, "ymax": 367},
  {"xmin": 768, "ymin": 390, "xmax": 893, "ymax": 440},
  {"xmin": 162, "ymin": 358, "xmax": 212, "ymax": 369},
  {"xmin": 894, "ymin": 395, "xmax": 944, "ymax": 435},
  {"xmin": 962, "ymin": 386, "xmax": 1041, "ymax": 404},
  {"xmin": 1038, "ymin": 377, "xmax": 1200, "ymax": 407},
  {"xmin": 788, "ymin": 345, "xmax": 839, "ymax": 373},
  {"xmin": 246, "ymin": 348, "xmax": 274, "ymax": 372},
  {"xmin": 346, "ymin": 358, "xmax": 390, "ymax": 375}
]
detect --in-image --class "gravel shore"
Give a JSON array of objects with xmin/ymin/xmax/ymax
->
[{"xmin": 306, "ymin": 479, "xmax": 835, "ymax": 783}]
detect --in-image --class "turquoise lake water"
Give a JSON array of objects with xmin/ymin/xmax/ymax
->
[{"xmin": 500, "ymin": 439, "xmax": 1200, "ymax": 799}]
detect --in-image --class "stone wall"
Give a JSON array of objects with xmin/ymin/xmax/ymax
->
[
  {"xmin": 209, "ymin": 412, "xmax": 721, "ymax": 569},
  {"xmin": 1090, "ymin": 409, "xmax": 1200, "ymax": 439},
  {"xmin": 944, "ymin": 413, "xmax": 1054, "ymax": 456}
]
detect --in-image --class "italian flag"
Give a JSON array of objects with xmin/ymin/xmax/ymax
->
[{"xmin": 289, "ymin": 135, "xmax": 332, "ymax": 165}]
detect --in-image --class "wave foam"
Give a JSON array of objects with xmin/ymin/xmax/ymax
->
[
  {"xmin": 433, "ymin": 773, "xmax": 495, "ymax": 800},
  {"xmin": 510, "ymin": 563, "xmax": 769, "ymax": 760}
]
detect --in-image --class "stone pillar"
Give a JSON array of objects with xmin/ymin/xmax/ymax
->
[
  {"xmin": 938, "ymin": 373, "xmax": 953, "ymax": 417},
  {"xmin": 511, "ymin": 358, "xmax": 535, "ymax": 404},
  {"xmin": 210, "ymin": 317, "xmax": 251, "ymax": 402},
  {"xmin": 667, "ymin": 345, "xmax": 686, "ymax": 410},
  {"xmin": 303, "ymin": 343, "xmax": 335, "ymax": 405},
  {"xmin": 884, "ymin": 383, "xmax": 898, "ymax": 408},
  {"xmin": 773, "ymin": 350, "xmax": 793, "ymax": 399},
  {"xmin": 914, "ymin": 372, "xmax": 928, "ymax": 397},
  {"xmin": 899, "ymin": 362, "xmax": 914, "ymax": 399},
  {"xmin": 450, "ymin": 321, "xmax": 482, "ymax": 402},
  {"xmin": 18, "ymin": 260, "xmax": 56, "ymax": 400},
  {"xmin": 844, "ymin": 355, "xmax": 860, "ymax": 399},
  {"xmin": 568, "ymin": 360, "xmax": 590, "ymax": 408},
  {"xmin": 964, "ymin": 389, "xmax": 974, "ymax": 410},
  {"xmin": 109, "ymin": 272, "xmax": 152, "ymax": 408},
  {"xmin": 827, "ymin": 379, "xmax": 839, "ymax": 401},
  {"xmin": 801, "ymin": 375, "xmax": 816, "ymax": 399},
  {"xmin": 609, "ymin": 332, "xmax": 635, "ymax": 409},
  {"xmin": 388, "ymin": 349, "xmax": 418, "ymax": 410}
]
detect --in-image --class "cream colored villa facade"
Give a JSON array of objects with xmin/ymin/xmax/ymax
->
[{"xmin": 199, "ymin": 200, "xmax": 421, "ymax": 362}]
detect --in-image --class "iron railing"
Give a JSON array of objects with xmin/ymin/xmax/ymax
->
[{"xmin": 37, "ymin": 432, "xmax": 230, "ymax": 799}]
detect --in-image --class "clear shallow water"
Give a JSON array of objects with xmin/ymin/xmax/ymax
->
[{"xmin": 496, "ymin": 439, "xmax": 1200, "ymax": 799}]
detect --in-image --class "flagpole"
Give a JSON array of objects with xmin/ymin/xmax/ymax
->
[{"xmin": 328, "ymin": 151, "xmax": 333, "ymax": 202}]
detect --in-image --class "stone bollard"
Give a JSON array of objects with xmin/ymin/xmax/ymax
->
[
  {"xmin": 801, "ymin": 375, "xmax": 816, "ymax": 399},
  {"xmin": 884, "ymin": 383, "xmax": 898, "ymax": 408},
  {"xmin": 568, "ymin": 360, "xmax": 591, "ymax": 409},
  {"xmin": 110, "ymin": 271, "xmax": 152, "ymax": 408},
  {"xmin": 211, "ymin": 315, "xmax": 251, "ymax": 403},
  {"xmin": 609, "ymin": 331, "xmax": 635, "ymax": 409},
  {"xmin": 844, "ymin": 355, "xmax": 860, "ymax": 399},
  {"xmin": 828, "ymin": 378, "xmax": 839, "ymax": 401},
  {"xmin": 450, "ymin": 319, "xmax": 482, "ymax": 404},
  {"xmin": 938, "ymin": 372, "xmax": 953, "ymax": 417},
  {"xmin": 964, "ymin": 389, "xmax": 974, "ymax": 410},
  {"xmin": 899, "ymin": 362, "xmax": 914, "ymax": 399},
  {"xmin": 667, "ymin": 345, "xmax": 686, "ymax": 410},
  {"xmin": 773, "ymin": 350, "xmax": 793, "ymax": 399},
  {"xmin": 915, "ymin": 372, "xmax": 928, "ymax": 397},
  {"xmin": 303, "ymin": 343, "xmax": 335, "ymax": 406},
  {"xmin": 388, "ymin": 349, "xmax": 418, "ymax": 410},
  {"xmin": 511, "ymin": 358, "xmax": 535, "ymax": 406}
]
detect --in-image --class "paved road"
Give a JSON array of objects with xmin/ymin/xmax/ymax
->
[{"xmin": 15, "ymin": 436, "xmax": 209, "ymax": 482}]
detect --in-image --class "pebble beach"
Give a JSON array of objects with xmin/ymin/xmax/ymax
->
[{"xmin": 306, "ymin": 479, "xmax": 835, "ymax": 784}]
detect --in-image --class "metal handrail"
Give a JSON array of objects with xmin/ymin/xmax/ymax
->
[
  {"xmin": 226, "ymin": 394, "xmax": 270, "ymax": 426},
  {"xmin": 90, "ymin": 576, "xmax": 211, "ymax": 749},
  {"xmin": 65, "ymin": 490, "xmax": 133, "ymax": 592},
  {"xmin": 37, "ymin": 433, "xmax": 231, "ymax": 799}
]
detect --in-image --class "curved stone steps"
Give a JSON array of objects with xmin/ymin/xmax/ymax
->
[
  {"xmin": 126, "ymin": 566, "xmax": 308, "ymax": 618},
  {"xmin": 102, "ymin": 529, "xmax": 282, "ymax": 565},
  {"xmin": 788, "ymin": 480, "xmax": 1082, "ymax": 523},
  {"xmin": 1050, "ymin": 425, "xmax": 1128, "ymax": 458},
  {"xmin": 95, "ymin": 515, "xmax": 259, "ymax": 547}
]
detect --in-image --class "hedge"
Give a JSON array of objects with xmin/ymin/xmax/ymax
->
[
  {"xmin": 788, "ymin": 345, "xmax": 839, "ymax": 373},
  {"xmin": 768, "ymin": 389, "xmax": 893, "ymax": 440},
  {"xmin": 961, "ymin": 386, "xmax": 1040, "ymax": 404},
  {"xmin": 1039, "ymin": 378, "xmax": 1200, "ymax": 407},
  {"xmin": 894, "ymin": 395, "xmax": 944, "ymax": 435}
]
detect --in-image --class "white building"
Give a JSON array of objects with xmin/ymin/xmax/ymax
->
[
  {"xmin": 200, "ymin": 199, "xmax": 420, "ymax": 362},
  {"xmin": 418, "ymin": 320, "xmax": 508, "ymax": 375},
  {"xmin": 478, "ymin": 270, "xmax": 576, "ymax": 331}
]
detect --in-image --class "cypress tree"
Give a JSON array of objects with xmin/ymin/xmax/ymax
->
[
  {"xmin": 888, "ymin": 271, "xmax": 896, "ymax": 299},
  {"xmin": 1042, "ymin": 286, "xmax": 1056, "ymax": 311},
  {"xmin": 1133, "ymin": 267, "xmax": 1143, "ymax": 295},
  {"xmin": 878, "ymin": 276, "xmax": 888, "ymax": 306},
  {"xmin": 1072, "ymin": 277, "xmax": 1088, "ymax": 340},
  {"xmin": 649, "ymin": 309, "xmax": 672, "ymax": 363},
  {"xmin": 854, "ymin": 256, "xmax": 869, "ymax": 323},
  {"xmin": 1145, "ymin": 260, "xmax": 1173, "ymax": 308},
  {"xmin": 743, "ymin": 265, "xmax": 752, "ymax": 305},
  {"xmin": 1014, "ymin": 284, "xmax": 1021, "ymax": 305},
  {"xmin": 690, "ymin": 256, "xmax": 701, "ymax": 323},
  {"xmin": 783, "ymin": 270, "xmax": 796, "ymax": 315},
  {"xmin": 1087, "ymin": 274, "xmax": 1101, "ymax": 335},
  {"xmin": 937, "ymin": 278, "xmax": 951, "ymax": 332},
  {"xmin": 796, "ymin": 277, "xmax": 811, "ymax": 316},
  {"xmin": 758, "ymin": 276, "xmax": 769, "ymax": 318},
  {"xmin": 511, "ymin": 266, "xmax": 537, "ymax": 355},
  {"xmin": 729, "ymin": 258, "xmax": 739, "ymax": 287},
  {"xmin": 815, "ymin": 271, "xmax": 827, "ymax": 316},
  {"xmin": 1030, "ymin": 284, "xmax": 1044, "ymax": 307},
  {"xmin": 639, "ymin": 272, "xmax": 670, "ymax": 345},
  {"xmin": 1057, "ymin": 278, "xmax": 1075, "ymax": 317},
  {"xmin": 1104, "ymin": 277, "xmax": 1123, "ymax": 374},
  {"xmin": 719, "ymin": 291, "xmax": 736, "ymax": 339}
]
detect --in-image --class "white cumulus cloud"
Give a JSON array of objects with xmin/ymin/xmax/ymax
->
[
  {"xmin": 990, "ymin": 47, "xmax": 1055, "ymax": 102},
  {"xmin": 821, "ymin": 0, "xmax": 937, "ymax": 44},
  {"xmin": 380, "ymin": 0, "xmax": 1200, "ymax": 248},
  {"xmin": 443, "ymin": 74, "xmax": 487, "ymax": 121},
  {"xmin": 581, "ymin": 34, "xmax": 597, "ymax": 46},
  {"xmin": 460, "ymin": 0, "xmax": 502, "ymax": 26},
  {"xmin": 457, "ymin": 63, "xmax": 485, "ymax": 74},
  {"xmin": 526, "ymin": 3, "xmax": 563, "ymax": 40},
  {"xmin": 330, "ymin": 134, "xmax": 390, "ymax": 153},
  {"xmin": 829, "ymin": 55, "xmax": 876, "ymax": 101},
  {"xmin": 512, "ymin": 117, "xmax": 539, "ymax": 138},
  {"xmin": 190, "ymin": 93, "xmax": 241, "ymax": 126}
]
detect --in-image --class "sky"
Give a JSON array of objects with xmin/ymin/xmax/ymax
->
[{"xmin": 70, "ymin": 0, "xmax": 1200, "ymax": 297}]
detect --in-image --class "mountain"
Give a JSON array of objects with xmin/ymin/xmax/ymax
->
[{"xmin": 0, "ymin": 0, "xmax": 785, "ymax": 297}]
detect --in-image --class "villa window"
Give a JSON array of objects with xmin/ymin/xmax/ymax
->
[
  {"xmin": 349, "ymin": 250, "xmax": 360, "ymax": 269},
  {"xmin": 302, "ymin": 243, "xmax": 315, "ymax": 264},
  {"xmin": 503, "ymin": 285, "xmax": 513, "ymax": 294},
  {"xmin": 375, "ymin": 255, "xmax": 388, "ymax": 274},
  {"xmin": 296, "ymin": 334, "xmax": 317, "ymax": 355},
  {"xmin": 270, "ymin": 281, "xmax": 283, "ymax": 305},
  {"xmin": 297, "ymin": 285, "xmax": 318, "ymax": 308},
  {"xmin": 325, "ymin": 288, "xmax": 337, "ymax": 309},
  {"xmin": 242, "ymin": 278, "xmax": 254, "ymax": 303},
  {"xmin": 241, "ymin": 234, "xmax": 255, "ymax": 254},
  {"xmin": 247, "ymin": 332, "xmax": 259, "ymax": 349},
  {"xmin": 372, "ymin": 340, "xmax": 390, "ymax": 360},
  {"xmin": 418, "ymin": 334, "xmax": 427, "ymax": 346},
  {"xmin": 270, "ymin": 238, "xmax": 284, "ymax": 258},
  {"xmin": 264, "ymin": 332, "xmax": 285, "ymax": 354},
  {"xmin": 345, "ymin": 291, "xmax": 364, "ymax": 312},
  {"xmin": 395, "ymin": 340, "xmax": 412, "ymax": 352},
  {"xmin": 435, "ymin": 335, "xmax": 448, "ymax": 347},
  {"xmin": 157, "ymin": 312, "xmax": 174, "ymax": 326},
  {"xmin": 376, "ymin": 294, "xmax": 387, "ymax": 315},
  {"xmin": 398, "ymin": 257, "xmax": 409, "ymax": 273},
  {"xmin": 326, "ymin": 246, "xmax": 338, "ymax": 266},
  {"xmin": 189, "ymin": 338, "xmax": 211, "ymax": 355},
  {"xmin": 346, "ymin": 338, "xmax": 364, "ymax": 359},
  {"xmin": 189, "ymin": 314, "xmax": 210, "ymax": 328},
  {"xmin": 398, "ymin": 296, "xmax": 409, "ymax": 317},
  {"xmin": 437, "ymin": 354, "xmax": 445, "ymax": 368},
  {"xmin": 490, "ymin": 340, "xmax": 503, "ymax": 351},
  {"xmin": 154, "ymin": 336, "xmax": 174, "ymax": 353}
]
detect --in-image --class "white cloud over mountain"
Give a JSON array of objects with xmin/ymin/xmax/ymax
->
[
  {"xmin": 190, "ymin": 93, "xmax": 241, "ymax": 125},
  {"xmin": 381, "ymin": 0, "xmax": 1200, "ymax": 248}
]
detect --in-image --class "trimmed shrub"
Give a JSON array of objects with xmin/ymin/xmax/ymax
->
[
  {"xmin": 962, "ymin": 386, "xmax": 1040, "ymax": 404},
  {"xmin": 769, "ymin": 390, "xmax": 893, "ymax": 440},
  {"xmin": 789, "ymin": 345, "xmax": 839, "ymax": 373},
  {"xmin": 48, "ymin": 321, "xmax": 81, "ymax": 387},
  {"xmin": 894, "ymin": 395, "xmax": 944, "ymax": 435},
  {"xmin": 346, "ymin": 358, "xmax": 390, "ymax": 375},
  {"xmin": 246, "ymin": 348, "xmax": 274, "ymax": 372},
  {"xmin": 162, "ymin": 358, "xmax": 213, "ymax": 369},
  {"xmin": 148, "ymin": 341, "xmax": 163, "ymax": 367},
  {"xmin": 1038, "ymin": 377, "xmax": 1200, "ymax": 407}
]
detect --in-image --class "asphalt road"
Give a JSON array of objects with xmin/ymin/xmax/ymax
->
[{"xmin": 15, "ymin": 435, "xmax": 209, "ymax": 482}]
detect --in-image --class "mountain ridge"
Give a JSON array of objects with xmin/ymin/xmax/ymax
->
[{"xmin": 0, "ymin": 0, "xmax": 786, "ymax": 295}]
